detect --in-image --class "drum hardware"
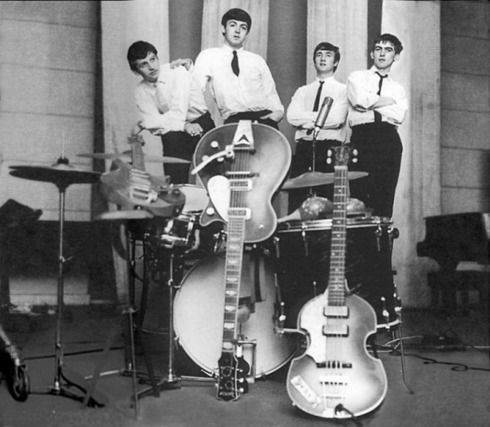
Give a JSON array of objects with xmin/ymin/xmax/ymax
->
[
  {"xmin": 9, "ymin": 158, "xmax": 107, "ymax": 407},
  {"xmin": 136, "ymin": 239, "xmax": 215, "ymax": 401},
  {"xmin": 375, "ymin": 226, "xmax": 383, "ymax": 251},
  {"xmin": 84, "ymin": 220, "xmax": 154, "ymax": 419}
]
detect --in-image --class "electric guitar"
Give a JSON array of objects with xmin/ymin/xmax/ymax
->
[
  {"xmin": 193, "ymin": 121, "xmax": 291, "ymax": 400},
  {"xmin": 100, "ymin": 134, "xmax": 185, "ymax": 217},
  {"xmin": 286, "ymin": 144, "xmax": 387, "ymax": 418}
]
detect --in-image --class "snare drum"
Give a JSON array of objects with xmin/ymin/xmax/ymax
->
[
  {"xmin": 151, "ymin": 184, "xmax": 221, "ymax": 252},
  {"xmin": 274, "ymin": 215, "xmax": 399, "ymax": 329}
]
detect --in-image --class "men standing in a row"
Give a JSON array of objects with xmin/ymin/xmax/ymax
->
[
  {"xmin": 194, "ymin": 8, "xmax": 284, "ymax": 129},
  {"xmin": 286, "ymin": 42, "xmax": 349, "ymax": 211},
  {"xmin": 127, "ymin": 41, "xmax": 215, "ymax": 184},
  {"xmin": 347, "ymin": 33, "xmax": 408, "ymax": 218}
]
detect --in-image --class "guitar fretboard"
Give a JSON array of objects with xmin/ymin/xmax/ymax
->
[
  {"xmin": 221, "ymin": 214, "xmax": 246, "ymax": 352},
  {"xmin": 327, "ymin": 163, "xmax": 348, "ymax": 307}
]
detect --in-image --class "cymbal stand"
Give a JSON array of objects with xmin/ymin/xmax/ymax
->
[
  {"xmin": 136, "ymin": 238, "xmax": 214, "ymax": 400},
  {"xmin": 307, "ymin": 134, "xmax": 318, "ymax": 199},
  {"xmin": 35, "ymin": 173, "xmax": 106, "ymax": 406}
]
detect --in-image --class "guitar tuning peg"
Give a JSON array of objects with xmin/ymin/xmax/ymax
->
[{"xmin": 210, "ymin": 140, "xmax": 219, "ymax": 149}]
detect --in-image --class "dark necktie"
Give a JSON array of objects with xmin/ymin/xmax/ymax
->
[
  {"xmin": 374, "ymin": 72, "xmax": 387, "ymax": 123},
  {"xmin": 231, "ymin": 50, "xmax": 239, "ymax": 76},
  {"xmin": 312, "ymin": 80, "xmax": 324, "ymax": 111}
]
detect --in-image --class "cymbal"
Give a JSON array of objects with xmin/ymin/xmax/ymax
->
[
  {"xmin": 77, "ymin": 151, "xmax": 190, "ymax": 164},
  {"xmin": 281, "ymin": 170, "xmax": 368, "ymax": 190},
  {"xmin": 96, "ymin": 210, "xmax": 154, "ymax": 221},
  {"xmin": 10, "ymin": 160, "xmax": 100, "ymax": 187}
]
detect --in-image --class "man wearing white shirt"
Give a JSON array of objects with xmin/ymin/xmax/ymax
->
[
  {"xmin": 286, "ymin": 42, "xmax": 349, "ymax": 210},
  {"xmin": 128, "ymin": 40, "xmax": 214, "ymax": 183},
  {"xmin": 347, "ymin": 34, "xmax": 408, "ymax": 218},
  {"xmin": 194, "ymin": 8, "xmax": 283, "ymax": 129}
]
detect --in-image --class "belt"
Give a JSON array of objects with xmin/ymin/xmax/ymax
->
[
  {"xmin": 351, "ymin": 121, "xmax": 396, "ymax": 129},
  {"xmin": 297, "ymin": 139, "xmax": 342, "ymax": 144},
  {"xmin": 226, "ymin": 110, "xmax": 271, "ymax": 122}
]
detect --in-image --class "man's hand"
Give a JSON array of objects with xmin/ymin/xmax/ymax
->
[
  {"xmin": 300, "ymin": 121, "xmax": 315, "ymax": 130},
  {"xmin": 131, "ymin": 121, "xmax": 144, "ymax": 135},
  {"xmin": 169, "ymin": 58, "xmax": 193, "ymax": 71},
  {"xmin": 184, "ymin": 122, "xmax": 203, "ymax": 137},
  {"xmin": 262, "ymin": 110, "xmax": 283, "ymax": 123}
]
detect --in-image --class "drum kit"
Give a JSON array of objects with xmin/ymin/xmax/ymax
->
[{"xmin": 6, "ymin": 132, "xmax": 406, "ymax": 411}]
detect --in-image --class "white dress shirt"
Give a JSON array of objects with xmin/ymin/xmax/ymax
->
[
  {"xmin": 194, "ymin": 45, "xmax": 284, "ymax": 120},
  {"xmin": 286, "ymin": 76, "xmax": 348, "ymax": 142},
  {"xmin": 347, "ymin": 66, "xmax": 408, "ymax": 127},
  {"xmin": 135, "ymin": 64, "xmax": 208, "ymax": 135}
]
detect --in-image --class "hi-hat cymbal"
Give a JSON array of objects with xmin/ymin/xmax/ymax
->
[
  {"xmin": 281, "ymin": 170, "xmax": 368, "ymax": 190},
  {"xmin": 10, "ymin": 160, "xmax": 100, "ymax": 187},
  {"xmin": 77, "ymin": 151, "xmax": 190, "ymax": 164}
]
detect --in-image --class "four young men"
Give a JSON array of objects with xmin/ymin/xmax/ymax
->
[{"xmin": 128, "ymin": 8, "xmax": 407, "ymax": 219}]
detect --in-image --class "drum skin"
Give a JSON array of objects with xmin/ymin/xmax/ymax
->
[{"xmin": 173, "ymin": 252, "xmax": 297, "ymax": 378}]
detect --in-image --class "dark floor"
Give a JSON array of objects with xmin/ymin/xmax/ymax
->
[{"xmin": 1, "ymin": 302, "xmax": 489, "ymax": 427}]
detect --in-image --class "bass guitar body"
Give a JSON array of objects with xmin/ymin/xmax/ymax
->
[{"xmin": 287, "ymin": 292, "xmax": 387, "ymax": 419}]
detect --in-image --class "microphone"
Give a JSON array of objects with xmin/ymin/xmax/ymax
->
[{"xmin": 307, "ymin": 96, "xmax": 334, "ymax": 137}]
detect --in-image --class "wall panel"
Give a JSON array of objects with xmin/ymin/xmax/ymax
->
[
  {"xmin": 441, "ymin": 148, "xmax": 490, "ymax": 189},
  {"xmin": 441, "ymin": 110, "xmax": 490, "ymax": 150},
  {"xmin": 0, "ymin": 1, "xmax": 97, "ymax": 221}
]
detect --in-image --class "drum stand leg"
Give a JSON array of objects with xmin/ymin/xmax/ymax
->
[
  {"xmin": 136, "ymin": 246, "xmax": 214, "ymax": 401},
  {"xmin": 378, "ymin": 293, "xmax": 414, "ymax": 395},
  {"xmin": 391, "ymin": 301, "xmax": 414, "ymax": 394},
  {"xmin": 84, "ymin": 224, "xmax": 154, "ymax": 419},
  {"xmin": 32, "ymin": 184, "xmax": 107, "ymax": 407}
]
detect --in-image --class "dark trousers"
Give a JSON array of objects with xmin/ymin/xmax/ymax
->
[
  {"xmin": 161, "ymin": 112, "xmax": 215, "ymax": 184},
  {"xmin": 349, "ymin": 123, "xmax": 402, "ymax": 218},
  {"xmin": 224, "ymin": 110, "xmax": 278, "ymax": 130},
  {"xmin": 288, "ymin": 139, "xmax": 342, "ymax": 212}
]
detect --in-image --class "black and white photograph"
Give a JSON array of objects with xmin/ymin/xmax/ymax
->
[{"xmin": 0, "ymin": 1, "xmax": 488, "ymax": 426}]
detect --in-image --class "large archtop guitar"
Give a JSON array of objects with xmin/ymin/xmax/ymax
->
[
  {"xmin": 286, "ymin": 144, "xmax": 387, "ymax": 418},
  {"xmin": 193, "ymin": 121, "xmax": 291, "ymax": 400}
]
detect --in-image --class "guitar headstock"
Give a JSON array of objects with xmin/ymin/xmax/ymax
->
[
  {"xmin": 217, "ymin": 351, "xmax": 249, "ymax": 401},
  {"xmin": 326, "ymin": 144, "xmax": 358, "ymax": 166}
]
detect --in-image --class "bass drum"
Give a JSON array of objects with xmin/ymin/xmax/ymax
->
[{"xmin": 174, "ymin": 251, "xmax": 297, "ymax": 378}]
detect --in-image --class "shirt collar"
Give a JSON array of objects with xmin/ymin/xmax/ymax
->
[
  {"xmin": 315, "ymin": 75, "xmax": 335, "ymax": 84},
  {"xmin": 223, "ymin": 44, "xmax": 244, "ymax": 54},
  {"xmin": 370, "ymin": 66, "xmax": 389, "ymax": 78}
]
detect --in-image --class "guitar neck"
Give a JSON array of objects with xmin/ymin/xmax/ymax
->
[
  {"xmin": 130, "ymin": 137, "xmax": 146, "ymax": 172},
  {"xmin": 221, "ymin": 214, "xmax": 246, "ymax": 351},
  {"xmin": 327, "ymin": 163, "xmax": 348, "ymax": 307}
]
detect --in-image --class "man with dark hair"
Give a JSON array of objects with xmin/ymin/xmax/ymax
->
[
  {"xmin": 128, "ymin": 40, "xmax": 214, "ymax": 184},
  {"xmin": 347, "ymin": 33, "xmax": 408, "ymax": 218},
  {"xmin": 286, "ymin": 41, "xmax": 349, "ymax": 211},
  {"xmin": 194, "ymin": 8, "xmax": 283, "ymax": 129}
]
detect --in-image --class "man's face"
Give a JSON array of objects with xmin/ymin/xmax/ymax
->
[
  {"xmin": 314, "ymin": 49, "xmax": 338, "ymax": 74},
  {"xmin": 223, "ymin": 19, "xmax": 249, "ymax": 49},
  {"xmin": 370, "ymin": 41, "xmax": 398, "ymax": 71},
  {"xmin": 134, "ymin": 52, "xmax": 160, "ymax": 83}
]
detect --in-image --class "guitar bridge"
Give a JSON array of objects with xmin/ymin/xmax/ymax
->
[{"xmin": 129, "ymin": 169, "xmax": 158, "ymax": 203}]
